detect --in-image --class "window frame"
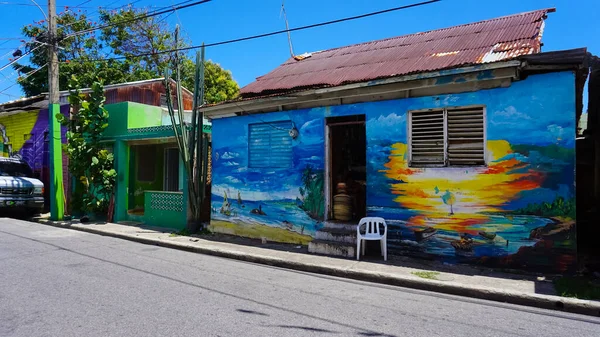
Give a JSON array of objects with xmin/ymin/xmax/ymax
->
[
  {"xmin": 407, "ymin": 105, "xmax": 487, "ymax": 168},
  {"xmin": 247, "ymin": 120, "xmax": 293, "ymax": 169}
]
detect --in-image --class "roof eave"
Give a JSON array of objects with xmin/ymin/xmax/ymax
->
[{"xmin": 203, "ymin": 60, "xmax": 522, "ymax": 118}]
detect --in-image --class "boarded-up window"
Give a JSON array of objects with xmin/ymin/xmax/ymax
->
[
  {"xmin": 409, "ymin": 107, "xmax": 485, "ymax": 167},
  {"xmin": 248, "ymin": 121, "xmax": 293, "ymax": 168}
]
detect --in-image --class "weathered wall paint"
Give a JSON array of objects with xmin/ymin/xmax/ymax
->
[{"xmin": 211, "ymin": 71, "xmax": 577, "ymax": 271}]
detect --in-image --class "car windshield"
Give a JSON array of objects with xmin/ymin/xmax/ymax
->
[{"xmin": 0, "ymin": 161, "xmax": 33, "ymax": 178}]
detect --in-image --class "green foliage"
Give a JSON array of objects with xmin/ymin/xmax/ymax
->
[
  {"xmin": 181, "ymin": 58, "xmax": 239, "ymax": 104},
  {"xmin": 15, "ymin": 7, "xmax": 238, "ymax": 103},
  {"xmin": 57, "ymin": 76, "xmax": 115, "ymax": 215},
  {"xmin": 513, "ymin": 196, "xmax": 576, "ymax": 219},
  {"xmin": 298, "ymin": 165, "xmax": 324, "ymax": 220},
  {"xmin": 555, "ymin": 277, "xmax": 600, "ymax": 300}
]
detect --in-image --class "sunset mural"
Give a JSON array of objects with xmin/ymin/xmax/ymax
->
[{"xmin": 211, "ymin": 71, "xmax": 577, "ymax": 272}]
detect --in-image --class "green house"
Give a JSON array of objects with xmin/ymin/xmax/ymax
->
[{"xmin": 103, "ymin": 101, "xmax": 210, "ymax": 231}]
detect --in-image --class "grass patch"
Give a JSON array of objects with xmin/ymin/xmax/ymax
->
[
  {"xmin": 209, "ymin": 220, "xmax": 312, "ymax": 245},
  {"xmin": 554, "ymin": 277, "xmax": 600, "ymax": 300},
  {"xmin": 169, "ymin": 228, "xmax": 191, "ymax": 237},
  {"xmin": 412, "ymin": 271, "xmax": 440, "ymax": 280}
]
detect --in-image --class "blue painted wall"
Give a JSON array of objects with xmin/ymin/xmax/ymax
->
[{"xmin": 211, "ymin": 71, "xmax": 577, "ymax": 271}]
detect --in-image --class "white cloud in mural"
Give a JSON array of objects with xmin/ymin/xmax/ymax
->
[
  {"xmin": 224, "ymin": 176, "xmax": 242, "ymax": 184},
  {"xmin": 367, "ymin": 113, "xmax": 406, "ymax": 140},
  {"xmin": 547, "ymin": 124, "xmax": 565, "ymax": 141},
  {"xmin": 299, "ymin": 118, "xmax": 323, "ymax": 145},
  {"xmin": 221, "ymin": 152, "xmax": 239, "ymax": 160},
  {"xmin": 490, "ymin": 106, "xmax": 531, "ymax": 126},
  {"xmin": 224, "ymin": 161, "xmax": 239, "ymax": 166},
  {"xmin": 368, "ymin": 113, "xmax": 406, "ymax": 127}
]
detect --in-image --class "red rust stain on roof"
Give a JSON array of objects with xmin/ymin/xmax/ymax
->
[{"xmin": 240, "ymin": 9, "xmax": 553, "ymax": 97}]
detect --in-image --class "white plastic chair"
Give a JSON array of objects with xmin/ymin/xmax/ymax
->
[{"xmin": 356, "ymin": 217, "xmax": 387, "ymax": 261}]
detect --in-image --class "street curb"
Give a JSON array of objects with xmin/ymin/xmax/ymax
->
[{"xmin": 38, "ymin": 219, "xmax": 600, "ymax": 318}]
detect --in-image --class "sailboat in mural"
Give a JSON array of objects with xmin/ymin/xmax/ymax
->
[
  {"xmin": 237, "ymin": 191, "xmax": 245, "ymax": 208},
  {"xmin": 220, "ymin": 191, "xmax": 232, "ymax": 216}
]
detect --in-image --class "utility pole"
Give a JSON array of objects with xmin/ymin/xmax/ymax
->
[{"xmin": 47, "ymin": 0, "xmax": 64, "ymax": 220}]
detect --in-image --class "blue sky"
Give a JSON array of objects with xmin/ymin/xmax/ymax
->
[{"xmin": 0, "ymin": 0, "xmax": 598, "ymax": 102}]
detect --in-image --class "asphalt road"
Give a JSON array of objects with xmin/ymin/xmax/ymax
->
[{"xmin": 1, "ymin": 219, "xmax": 599, "ymax": 337}]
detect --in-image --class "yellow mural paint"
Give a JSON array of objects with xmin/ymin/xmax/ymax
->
[
  {"xmin": 384, "ymin": 140, "xmax": 543, "ymax": 229},
  {"xmin": 0, "ymin": 110, "xmax": 40, "ymax": 155}
]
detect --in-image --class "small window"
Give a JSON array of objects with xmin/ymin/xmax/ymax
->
[
  {"xmin": 248, "ymin": 121, "xmax": 293, "ymax": 168},
  {"xmin": 409, "ymin": 107, "xmax": 485, "ymax": 167}
]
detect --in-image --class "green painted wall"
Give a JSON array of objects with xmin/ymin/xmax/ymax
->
[
  {"xmin": 127, "ymin": 102, "xmax": 162, "ymax": 129},
  {"xmin": 104, "ymin": 102, "xmax": 129, "ymax": 137},
  {"xmin": 113, "ymin": 140, "xmax": 130, "ymax": 222},
  {"xmin": 143, "ymin": 191, "xmax": 186, "ymax": 230},
  {"xmin": 105, "ymin": 102, "xmax": 164, "ymax": 138}
]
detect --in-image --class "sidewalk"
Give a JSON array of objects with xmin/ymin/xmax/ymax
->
[{"xmin": 35, "ymin": 216, "xmax": 600, "ymax": 317}]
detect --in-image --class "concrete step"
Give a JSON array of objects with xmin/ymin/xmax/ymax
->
[
  {"xmin": 315, "ymin": 227, "xmax": 356, "ymax": 244},
  {"xmin": 308, "ymin": 239, "xmax": 355, "ymax": 258},
  {"xmin": 323, "ymin": 221, "xmax": 357, "ymax": 231}
]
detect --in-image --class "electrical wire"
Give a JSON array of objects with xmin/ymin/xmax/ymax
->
[
  {"xmin": 67, "ymin": 0, "xmax": 441, "ymax": 64},
  {"xmin": 0, "ymin": 63, "xmax": 47, "ymax": 97},
  {"xmin": 62, "ymin": 0, "xmax": 210, "ymax": 39},
  {"xmin": 0, "ymin": 43, "xmax": 44, "ymax": 72},
  {"xmin": 59, "ymin": 0, "xmax": 145, "ymax": 29}
]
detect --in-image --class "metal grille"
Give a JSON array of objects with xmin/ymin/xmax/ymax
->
[
  {"xmin": 149, "ymin": 192, "xmax": 184, "ymax": 212},
  {"xmin": 1, "ymin": 187, "xmax": 32, "ymax": 195},
  {"xmin": 447, "ymin": 107, "xmax": 485, "ymax": 166},
  {"xmin": 128, "ymin": 125, "xmax": 175, "ymax": 134},
  {"xmin": 410, "ymin": 110, "xmax": 445, "ymax": 166}
]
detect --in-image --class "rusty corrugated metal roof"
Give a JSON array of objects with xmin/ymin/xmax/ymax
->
[{"xmin": 240, "ymin": 8, "xmax": 554, "ymax": 97}]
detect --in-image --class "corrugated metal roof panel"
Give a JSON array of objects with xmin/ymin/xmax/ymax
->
[{"xmin": 240, "ymin": 9, "xmax": 554, "ymax": 96}]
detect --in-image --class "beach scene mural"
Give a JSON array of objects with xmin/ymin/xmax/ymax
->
[
  {"xmin": 210, "ymin": 71, "xmax": 576, "ymax": 271},
  {"xmin": 210, "ymin": 108, "xmax": 326, "ymax": 245}
]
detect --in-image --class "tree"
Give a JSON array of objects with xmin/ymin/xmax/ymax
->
[
  {"xmin": 14, "ymin": 6, "xmax": 239, "ymax": 103},
  {"xmin": 57, "ymin": 76, "xmax": 116, "ymax": 216},
  {"xmin": 181, "ymin": 58, "xmax": 239, "ymax": 104}
]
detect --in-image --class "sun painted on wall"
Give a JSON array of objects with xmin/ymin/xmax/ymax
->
[{"xmin": 210, "ymin": 71, "xmax": 577, "ymax": 272}]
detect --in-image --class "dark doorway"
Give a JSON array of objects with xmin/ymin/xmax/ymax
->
[{"xmin": 327, "ymin": 115, "xmax": 367, "ymax": 221}]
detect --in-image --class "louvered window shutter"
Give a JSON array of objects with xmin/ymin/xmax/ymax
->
[
  {"xmin": 447, "ymin": 107, "xmax": 485, "ymax": 166},
  {"xmin": 249, "ymin": 121, "xmax": 293, "ymax": 168},
  {"xmin": 409, "ymin": 110, "xmax": 445, "ymax": 166},
  {"xmin": 410, "ymin": 107, "xmax": 485, "ymax": 167}
]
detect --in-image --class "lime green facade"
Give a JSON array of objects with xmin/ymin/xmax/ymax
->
[{"xmin": 105, "ymin": 102, "xmax": 188, "ymax": 231}]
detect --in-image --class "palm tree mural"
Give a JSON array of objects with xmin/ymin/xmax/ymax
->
[{"xmin": 441, "ymin": 189, "xmax": 456, "ymax": 215}]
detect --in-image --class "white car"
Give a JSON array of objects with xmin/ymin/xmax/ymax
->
[{"xmin": 0, "ymin": 157, "xmax": 44, "ymax": 214}]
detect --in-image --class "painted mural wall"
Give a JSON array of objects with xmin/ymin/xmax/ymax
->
[
  {"xmin": 0, "ymin": 106, "xmax": 70, "ymax": 206},
  {"xmin": 211, "ymin": 71, "xmax": 577, "ymax": 271}
]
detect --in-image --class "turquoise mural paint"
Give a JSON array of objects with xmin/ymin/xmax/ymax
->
[{"xmin": 210, "ymin": 71, "xmax": 577, "ymax": 271}]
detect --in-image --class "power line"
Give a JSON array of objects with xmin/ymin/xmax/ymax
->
[
  {"xmin": 0, "ymin": 43, "xmax": 44, "ymax": 72},
  {"xmin": 68, "ymin": 0, "xmax": 441, "ymax": 63},
  {"xmin": 59, "ymin": 0, "xmax": 145, "ymax": 29},
  {"xmin": 0, "ymin": 63, "xmax": 47, "ymax": 97},
  {"xmin": 62, "ymin": 0, "xmax": 210, "ymax": 39},
  {"xmin": 0, "ymin": 1, "xmax": 100, "ymax": 9}
]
